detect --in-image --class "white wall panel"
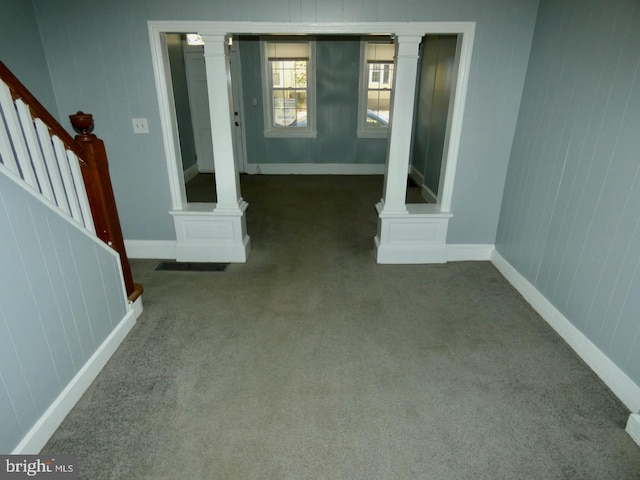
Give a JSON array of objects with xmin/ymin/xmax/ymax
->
[{"xmin": 0, "ymin": 171, "xmax": 128, "ymax": 452}]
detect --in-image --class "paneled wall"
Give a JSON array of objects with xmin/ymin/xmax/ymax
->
[
  {"xmin": 0, "ymin": 0, "xmax": 57, "ymax": 116},
  {"xmin": 239, "ymin": 36, "xmax": 387, "ymax": 167},
  {"xmin": 0, "ymin": 173, "xmax": 128, "ymax": 452},
  {"xmin": 30, "ymin": 0, "xmax": 539, "ymax": 244},
  {"xmin": 411, "ymin": 35, "xmax": 458, "ymax": 198},
  {"xmin": 496, "ymin": 0, "xmax": 640, "ymax": 385}
]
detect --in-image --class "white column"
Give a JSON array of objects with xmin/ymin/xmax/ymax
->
[
  {"xmin": 379, "ymin": 35, "xmax": 422, "ymax": 214},
  {"xmin": 170, "ymin": 34, "xmax": 250, "ymax": 263},
  {"xmin": 201, "ymin": 34, "xmax": 245, "ymax": 213},
  {"xmin": 375, "ymin": 35, "xmax": 452, "ymax": 264}
]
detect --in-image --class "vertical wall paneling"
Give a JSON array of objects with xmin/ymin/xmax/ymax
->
[
  {"xmin": 0, "ymin": 1, "xmax": 58, "ymax": 115},
  {"xmin": 0, "ymin": 170, "xmax": 129, "ymax": 452},
  {"xmin": 240, "ymin": 36, "xmax": 387, "ymax": 167},
  {"xmin": 496, "ymin": 0, "xmax": 640, "ymax": 386},
  {"xmin": 0, "ymin": 307, "xmax": 36, "ymax": 440},
  {"xmin": 30, "ymin": 0, "xmax": 539, "ymax": 243},
  {"xmin": 0, "ymin": 376, "xmax": 23, "ymax": 454},
  {"xmin": 410, "ymin": 35, "xmax": 457, "ymax": 198},
  {"xmin": 0, "ymin": 190, "xmax": 63, "ymax": 414}
]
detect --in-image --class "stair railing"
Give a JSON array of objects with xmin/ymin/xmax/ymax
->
[{"xmin": 0, "ymin": 61, "xmax": 141, "ymax": 302}]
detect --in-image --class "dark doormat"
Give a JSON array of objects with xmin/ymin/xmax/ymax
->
[{"xmin": 155, "ymin": 261, "xmax": 228, "ymax": 272}]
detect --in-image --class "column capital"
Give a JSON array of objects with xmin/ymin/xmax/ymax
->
[
  {"xmin": 394, "ymin": 36, "xmax": 422, "ymax": 59},
  {"xmin": 200, "ymin": 34, "xmax": 227, "ymax": 56},
  {"xmin": 394, "ymin": 35, "xmax": 423, "ymax": 45}
]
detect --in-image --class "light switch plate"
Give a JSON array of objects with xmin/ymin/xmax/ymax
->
[{"xmin": 132, "ymin": 118, "xmax": 149, "ymax": 134}]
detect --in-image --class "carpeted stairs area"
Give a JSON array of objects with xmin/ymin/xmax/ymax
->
[{"xmin": 43, "ymin": 175, "xmax": 640, "ymax": 479}]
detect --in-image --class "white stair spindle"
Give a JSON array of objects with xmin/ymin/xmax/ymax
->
[
  {"xmin": 66, "ymin": 149, "xmax": 95, "ymax": 234},
  {"xmin": 0, "ymin": 82, "xmax": 37, "ymax": 188},
  {"xmin": 52, "ymin": 135, "xmax": 83, "ymax": 225},
  {"xmin": 35, "ymin": 119, "xmax": 71, "ymax": 216},
  {"xmin": 16, "ymin": 99, "xmax": 55, "ymax": 202},
  {"xmin": 0, "ymin": 82, "xmax": 24, "ymax": 177}
]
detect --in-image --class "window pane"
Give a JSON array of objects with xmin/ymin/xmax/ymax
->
[
  {"xmin": 366, "ymin": 90, "xmax": 391, "ymax": 127},
  {"xmin": 266, "ymin": 41, "xmax": 312, "ymax": 132},
  {"xmin": 273, "ymin": 94, "xmax": 298, "ymax": 126},
  {"xmin": 294, "ymin": 61, "xmax": 307, "ymax": 88},
  {"xmin": 295, "ymin": 90, "xmax": 307, "ymax": 110},
  {"xmin": 270, "ymin": 60, "xmax": 308, "ymax": 128},
  {"xmin": 272, "ymin": 62, "xmax": 283, "ymax": 86}
]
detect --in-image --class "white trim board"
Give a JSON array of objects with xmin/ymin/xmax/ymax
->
[
  {"xmin": 626, "ymin": 414, "xmax": 640, "ymax": 448},
  {"xmin": 245, "ymin": 163, "xmax": 385, "ymax": 175},
  {"xmin": 447, "ymin": 244, "xmax": 493, "ymax": 261},
  {"xmin": 183, "ymin": 163, "xmax": 199, "ymax": 183},
  {"xmin": 490, "ymin": 250, "xmax": 640, "ymax": 413},
  {"xmin": 12, "ymin": 308, "xmax": 139, "ymax": 454},
  {"xmin": 125, "ymin": 240, "xmax": 177, "ymax": 259}
]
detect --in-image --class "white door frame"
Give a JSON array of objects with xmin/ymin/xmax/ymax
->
[
  {"xmin": 148, "ymin": 21, "xmax": 475, "ymax": 263},
  {"xmin": 227, "ymin": 39, "xmax": 248, "ymax": 173}
]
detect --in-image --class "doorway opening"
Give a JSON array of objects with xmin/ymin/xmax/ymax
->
[
  {"xmin": 149, "ymin": 21, "xmax": 475, "ymax": 263},
  {"xmin": 164, "ymin": 33, "xmax": 249, "ymax": 205},
  {"xmin": 408, "ymin": 34, "xmax": 459, "ymax": 205}
]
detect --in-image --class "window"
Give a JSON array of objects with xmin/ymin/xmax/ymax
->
[
  {"xmin": 358, "ymin": 39, "xmax": 395, "ymax": 138},
  {"xmin": 261, "ymin": 39, "xmax": 316, "ymax": 138}
]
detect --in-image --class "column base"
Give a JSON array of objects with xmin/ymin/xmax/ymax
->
[
  {"xmin": 170, "ymin": 200, "xmax": 250, "ymax": 262},
  {"xmin": 374, "ymin": 202, "xmax": 452, "ymax": 264}
]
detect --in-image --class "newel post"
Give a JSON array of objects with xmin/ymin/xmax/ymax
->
[{"xmin": 69, "ymin": 111, "xmax": 142, "ymax": 303}]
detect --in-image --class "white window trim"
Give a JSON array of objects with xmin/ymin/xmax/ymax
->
[
  {"xmin": 260, "ymin": 38, "xmax": 317, "ymax": 138},
  {"xmin": 357, "ymin": 39, "xmax": 394, "ymax": 139}
]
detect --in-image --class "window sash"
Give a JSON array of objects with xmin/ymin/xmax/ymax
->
[
  {"xmin": 262, "ymin": 39, "xmax": 316, "ymax": 137},
  {"xmin": 358, "ymin": 39, "xmax": 395, "ymax": 137}
]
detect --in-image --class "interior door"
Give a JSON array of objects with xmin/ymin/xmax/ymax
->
[{"xmin": 227, "ymin": 39, "xmax": 247, "ymax": 173}]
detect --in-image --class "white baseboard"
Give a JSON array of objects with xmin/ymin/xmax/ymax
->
[
  {"xmin": 626, "ymin": 414, "xmax": 640, "ymax": 447},
  {"xmin": 246, "ymin": 163, "xmax": 385, "ymax": 175},
  {"xmin": 491, "ymin": 250, "xmax": 640, "ymax": 413},
  {"xmin": 409, "ymin": 166, "xmax": 424, "ymax": 185},
  {"xmin": 408, "ymin": 166, "xmax": 438, "ymax": 203},
  {"xmin": 12, "ymin": 307, "xmax": 139, "ymax": 454},
  {"xmin": 422, "ymin": 185, "xmax": 437, "ymax": 203},
  {"xmin": 375, "ymin": 240, "xmax": 448, "ymax": 264},
  {"xmin": 447, "ymin": 244, "xmax": 494, "ymax": 261},
  {"xmin": 183, "ymin": 163, "xmax": 199, "ymax": 183},
  {"xmin": 124, "ymin": 240, "xmax": 176, "ymax": 259}
]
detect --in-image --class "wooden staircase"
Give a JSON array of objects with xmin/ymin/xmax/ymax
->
[{"xmin": 0, "ymin": 61, "xmax": 141, "ymax": 303}]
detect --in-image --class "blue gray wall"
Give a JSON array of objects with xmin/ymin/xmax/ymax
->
[
  {"xmin": 0, "ymin": 0, "xmax": 57, "ymax": 116},
  {"xmin": 30, "ymin": 0, "xmax": 539, "ymax": 244},
  {"xmin": 411, "ymin": 35, "xmax": 457, "ymax": 198},
  {"xmin": 239, "ymin": 36, "xmax": 387, "ymax": 166},
  {"xmin": 0, "ymin": 172, "xmax": 128, "ymax": 453},
  {"xmin": 496, "ymin": 0, "xmax": 640, "ymax": 386},
  {"xmin": 166, "ymin": 34, "xmax": 197, "ymax": 172}
]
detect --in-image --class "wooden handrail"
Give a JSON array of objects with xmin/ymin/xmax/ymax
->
[
  {"xmin": 69, "ymin": 112, "xmax": 142, "ymax": 303},
  {"xmin": 0, "ymin": 61, "xmax": 141, "ymax": 303},
  {"xmin": 0, "ymin": 61, "xmax": 86, "ymax": 161}
]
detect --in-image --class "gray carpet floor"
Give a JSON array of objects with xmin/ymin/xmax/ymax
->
[{"xmin": 43, "ymin": 175, "xmax": 640, "ymax": 479}]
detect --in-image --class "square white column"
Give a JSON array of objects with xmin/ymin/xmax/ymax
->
[
  {"xmin": 170, "ymin": 34, "xmax": 250, "ymax": 263},
  {"xmin": 201, "ymin": 34, "xmax": 245, "ymax": 213},
  {"xmin": 375, "ymin": 35, "xmax": 451, "ymax": 264}
]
